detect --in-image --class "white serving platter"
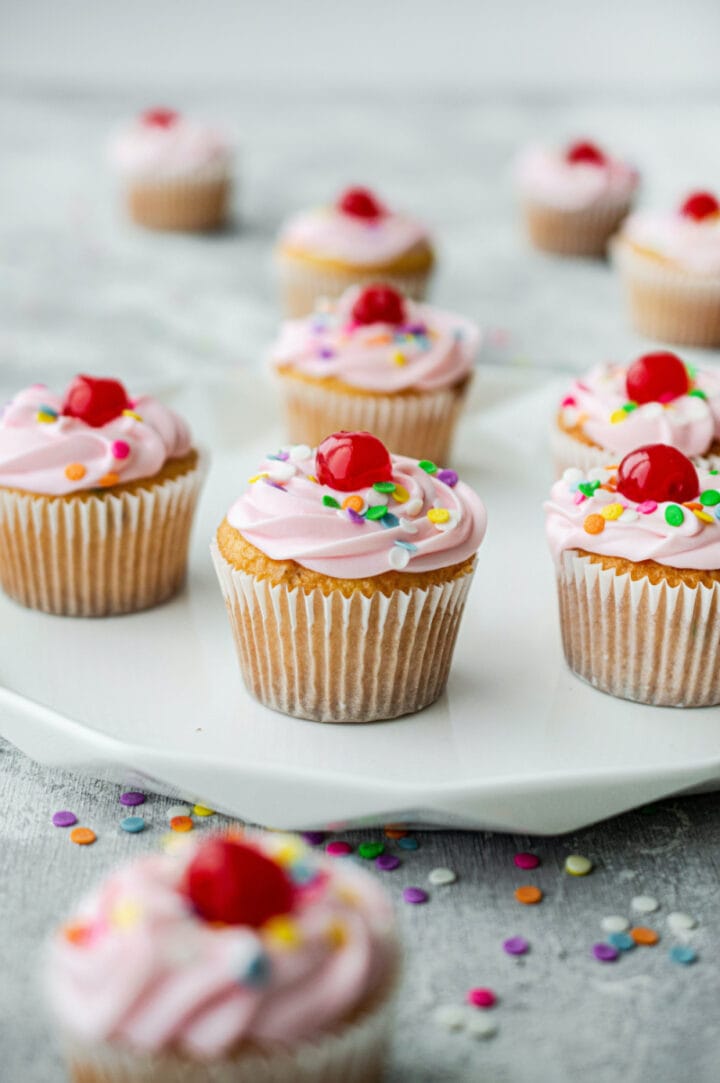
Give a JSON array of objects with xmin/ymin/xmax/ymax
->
[{"xmin": 2, "ymin": 370, "xmax": 720, "ymax": 835}]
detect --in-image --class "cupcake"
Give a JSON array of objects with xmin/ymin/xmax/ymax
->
[
  {"xmin": 612, "ymin": 190, "xmax": 720, "ymax": 346},
  {"xmin": 212, "ymin": 430, "xmax": 486, "ymax": 723},
  {"xmin": 552, "ymin": 350, "xmax": 720, "ymax": 476},
  {"xmin": 109, "ymin": 108, "xmax": 232, "ymax": 231},
  {"xmin": 546, "ymin": 443, "xmax": 720, "ymax": 706},
  {"xmin": 0, "ymin": 375, "xmax": 204, "ymax": 616},
  {"xmin": 275, "ymin": 186, "xmax": 435, "ymax": 317},
  {"xmin": 516, "ymin": 139, "xmax": 639, "ymax": 257},
  {"xmin": 271, "ymin": 283, "xmax": 479, "ymax": 464},
  {"xmin": 46, "ymin": 830, "xmax": 399, "ymax": 1083}
]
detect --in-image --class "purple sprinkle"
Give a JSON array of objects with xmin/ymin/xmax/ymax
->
[
  {"xmin": 401, "ymin": 322, "xmax": 427, "ymax": 336},
  {"xmin": 264, "ymin": 480, "xmax": 286, "ymax": 490},
  {"xmin": 503, "ymin": 936, "xmax": 529, "ymax": 956},
  {"xmin": 120, "ymin": 791, "xmax": 145, "ymax": 807},
  {"xmin": 593, "ymin": 943, "xmax": 619, "ymax": 963},
  {"xmin": 403, "ymin": 887, "xmax": 429, "ymax": 905},
  {"xmin": 301, "ymin": 831, "xmax": 326, "ymax": 846},
  {"xmin": 318, "ymin": 347, "xmax": 335, "ymax": 359},
  {"xmin": 437, "ymin": 469, "xmax": 458, "ymax": 487},
  {"xmin": 376, "ymin": 854, "xmax": 401, "ymax": 871},
  {"xmin": 347, "ymin": 508, "xmax": 365, "ymax": 524},
  {"xmin": 277, "ymin": 451, "xmax": 290, "ymax": 461},
  {"xmin": 52, "ymin": 810, "xmax": 77, "ymax": 828}
]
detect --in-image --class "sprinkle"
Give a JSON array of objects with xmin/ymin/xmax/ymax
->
[
  {"xmin": 70, "ymin": 827, "xmax": 96, "ymax": 846},
  {"xmin": 515, "ymin": 885, "xmax": 543, "ymax": 905},
  {"xmin": 503, "ymin": 936, "xmax": 529, "ymax": 955},
  {"xmin": 403, "ymin": 887, "xmax": 429, "ymax": 905},
  {"xmin": 693, "ymin": 508, "xmax": 715, "ymax": 524},
  {"xmin": 326, "ymin": 920, "xmax": 348, "ymax": 948},
  {"xmin": 665, "ymin": 504, "xmax": 684, "ymax": 527},
  {"xmin": 393, "ymin": 540, "xmax": 417, "ymax": 553},
  {"xmin": 391, "ymin": 484, "xmax": 410, "ymax": 503},
  {"xmin": 593, "ymin": 943, "xmax": 619, "ymax": 963},
  {"xmin": 373, "ymin": 481, "xmax": 396, "ymax": 493},
  {"xmin": 601, "ymin": 502, "xmax": 624, "ymax": 521},
  {"xmin": 301, "ymin": 831, "xmax": 325, "ymax": 846},
  {"xmin": 700, "ymin": 489, "xmax": 720, "ymax": 506},
  {"xmin": 428, "ymin": 867, "xmax": 457, "ymax": 886},
  {"xmin": 318, "ymin": 347, "xmax": 335, "ymax": 359},
  {"xmin": 366, "ymin": 504, "xmax": 388, "ymax": 520},
  {"xmin": 631, "ymin": 926, "xmax": 659, "ymax": 946},
  {"xmin": 122, "ymin": 409, "xmax": 143, "ymax": 421},
  {"xmin": 120, "ymin": 791, "xmax": 145, "ymax": 807},
  {"xmin": 381, "ymin": 512, "xmax": 400, "ymax": 528},
  {"xmin": 513, "ymin": 852, "xmax": 539, "ymax": 870},
  {"xmin": 358, "ymin": 841, "xmax": 385, "ymax": 860},
  {"xmin": 638, "ymin": 500, "xmax": 658, "ymax": 515},
  {"xmin": 561, "ymin": 396, "xmax": 578, "ymax": 410},
  {"xmin": 620, "ymin": 508, "xmax": 639, "ymax": 522},
  {"xmin": 397, "ymin": 837, "xmax": 419, "ymax": 850},
  {"xmin": 574, "ymin": 492, "xmax": 587, "ymax": 505},
  {"xmin": 563, "ymin": 467, "xmax": 584, "ymax": 484},
  {"xmin": 667, "ymin": 911, "xmax": 697, "ymax": 933},
  {"xmin": 322, "ymin": 495, "xmax": 340, "ymax": 508},
  {"xmin": 392, "ymin": 350, "xmax": 407, "ymax": 366},
  {"xmin": 376, "ymin": 854, "xmax": 401, "ymax": 871},
  {"xmin": 248, "ymin": 473, "xmax": 269, "ymax": 484},
  {"xmin": 111, "ymin": 440, "xmax": 130, "ymax": 460},
  {"xmin": 608, "ymin": 932, "xmax": 635, "ymax": 951},
  {"xmin": 437, "ymin": 469, "xmax": 459, "ymax": 487},
  {"xmin": 52, "ymin": 810, "xmax": 77, "ymax": 828},
  {"xmin": 622, "ymin": 402, "xmax": 637, "ymax": 413},
  {"xmin": 342, "ymin": 494, "xmax": 365, "ymax": 512},
  {"xmin": 583, "ymin": 514, "xmax": 605, "ymax": 535},
  {"xmin": 37, "ymin": 410, "xmax": 57, "ymax": 424},
  {"xmin": 402, "ymin": 497, "xmax": 423, "ymax": 517},
  {"xmin": 467, "ymin": 987, "xmax": 496, "ymax": 1008},
  {"xmin": 193, "ymin": 805, "xmax": 215, "ymax": 817},
  {"xmin": 119, "ymin": 815, "xmax": 145, "ymax": 833},
  {"xmin": 347, "ymin": 508, "xmax": 365, "ymax": 524},
  {"xmin": 565, "ymin": 854, "xmax": 593, "ymax": 876},
  {"xmin": 418, "ymin": 460, "xmax": 438, "ymax": 474},
  {"xmin": 268, "ymin": 462, "xmax": 297, "ymax": 483},
  {"xmin": 63, "ymin": 922, "xmax": 91, "ymax": 946},
  {"xmin": 99, "ymin": 472, "xmax": 120, "ymax": 487},
  {"xmin": 289, "ymin": 444, "xmax": 312, "ymax": 462},
  {"xmin": 435, "ymin": 1005, "xmax": 467, "ymax": 1031},
  {"xmin": 610, "ymin": 409, "xmax": 628, "ymax": 424},
  {"xmin": 578, "ymin": 481, "xmax": 601, "ymax": 497},
  {"xmin": 166, "ymin": 804, "xmax": 191, "ymax": 819},
  {"xmin": 631, "ymin": 894, "xmax": 659, "ymax": 914},
  {"xmin": 669, "ymin": 945, "xmax": 697, "ymax": 965},
  {"xmin": 384, "ymin": 824, "xmax": 407, "ymax": 838},
  {"xmin": 688, "ymin": 388, "xmax": 707, "ymax": 400},
  {"xmin": 111, "ymin": 899, "xmax": 143, "ymax": 929},
  {"xmin": 389, "ymin": 545, "xmax": 411, "ymax": 570},
  {"xmin": 326, "ymin": 840, "xmax": 352, "ymax": 856},
  {"xmin": 467, "ymin": 1015, "xmax": 498, "ymax": 1040},
  {"xmin": 64, "ymin": 463, "xmax": 86, "ymax": 481},
  {"xmin": 601, "ymin": 915, "xmax": 630, "ymax": 934},
  {"xmin": 264, "ymin": 915, "xmax": 301, "ymax": 947},
  {"xmin": 428, "ymin": 508, "xmax": 450, "ymax": 524},
  {"xmin": 170, "ymin": 815, "xmax": 194, "ymax": 833},
  {"xmin": 239, "ymin": 947, "xmax": 270, "ymax": 985}
]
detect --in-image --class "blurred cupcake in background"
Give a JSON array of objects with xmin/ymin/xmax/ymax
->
[
  {"xmin": 109, "ymin": 108, "xmax": 233, "ymax": 231},
  {"xmin": 516, "ymin": 139, "xmax": 639, "ymax": 257},
  {"xmin": 270, "ymin": 283, "xmax": 480, "ymax": 464},
  {"xmin": 275, "ymin": 186, "xmax": 435, "ymax": 316},
  {"xmin": 612, "ymin": 190, "xmax": 720, "ymax": 347}
]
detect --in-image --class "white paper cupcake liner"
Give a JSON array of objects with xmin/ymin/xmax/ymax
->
[
  {"xmin": 549, "ymin": 421, "xmax": 720, "ymax": 478},
  {"xmin": 522, "ymin": 199, "xmax": 633, "ymax": 257},
  {"xmin": 275, "ymin": 255, "xmax": 432, "ymax": 318},
  {"xmin": 276, "ymin": 373, "xmax": 471, "ymax": 465},
  {"xmin": 0, "ymin": 461, "xmax": 205, "ymax": 617},
  {"xmin": 556, "ymin": 549, "xmax": 720, "ymax": 706},
  {"xmin": 211, "ymin": 541, "xmax": 475, "ymax": 723}
]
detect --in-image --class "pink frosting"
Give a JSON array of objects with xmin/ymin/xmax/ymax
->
[
  {"xmin": 109, "ymin": 115, "xmax": 232, "ymax": 181},
  {"xmin": 545, "ymin": 463, "xmax": 720, "ymax": 570},
  {"xmin": 559, "ymin": 363, "xmax": 720, "ymax": 459},
  {"xmin": 0, "ymin": 385, "xmax": 192, "ymax": 495},
  {"xmin": 227, "ymin": 444, "xmax": 486, "ymax": 578},
  {"xmin": 619, "ymin": 209, "xmax": 720, "ymax": 275},
  {"xmin": 515, "ymin": 144, "xmax": 638, "ymax": 211},
  {"xmin": 278, "ymin": 204, "xmax": 431, "ymax": 264},
  {"xmin": 46, "ymin": 832, "xmax": 397, "ymax": 1059},
  {"xmin": 271, "ymin": 287, "xmax": 479, "ymax": 393}
]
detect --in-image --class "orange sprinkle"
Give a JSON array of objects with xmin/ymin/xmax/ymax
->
[
  {"xmin": 604, "ymin": 464, "xmax": 619, "ymax": 471},
  {"xmin": 599, "ymin": 483, "xmax": 617, "ymax": 493},
  {"xmin": 365, "ymin": 333, "xmax": 392, "ymax": 346},
  {"xmin": 583, "ymin": 513, "xmax": 605, "ymax": 535},
  {"xmin": 170, "ymin": 815, "xmax": 194, "ymax": 833},
  {"xmin": 683, "ymin": 501, "xmax": 703, "ymax": 511},
  {"xmin": 384, "ymin": 826, "xmax": 408, "ymax": 839},
  {"xmin": 515, "ymin": 885, "xmax": 543, "ymax": 905},
  {"xmin": 64, "ymin": 463, "xmax": 86, "ymax": 481},
  {"xmin": 98, "ymin": 472, "xmax": 120, "ymax": 488},
  {"xmin": 63, "ymin": 922, "xmax": 91, "ymax": 945},
  {"xmin": 70, "ymin": 827, "xmax": 96, "ymax": 846},
  {"xmin": 631, "ymin": 926, "xmax": 659, "ymax": 946},
  {"xmin": 342, "ymin": 494, "xmax": 364, "ymax": 513}
]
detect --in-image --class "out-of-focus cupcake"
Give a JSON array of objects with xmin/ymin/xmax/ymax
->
[
  {"xmin": 46, "ymin": 830, "xmax": 400, "ymax": 1083},
  {"xmin": 109, "ymin": 108, "xmax": 232, "ymax": 231},
  {"xmin": 270, "ymin": 283, "xmax": 479, "ymax": 464},
  {"xmin": 612, "ymin": 190, "xmax": 720, "ymax": 346},
  {"xmin": 546, "ymin": 444, "xmax": 720, "ymax": 706},
  {"xmin": 516, "ymin": 139, "xmax": 639, "ymax": 257},
  {"xmin": 275, "ymin": 186, "xmax": 435, "ymax": 316},
  {"xmin": 212, "ymin": 430, "xmax": 486, "ymax": 723},
  {"xmin": 552, "ymin": 350, "xmax": 720, "ymax": 476},
  {"xmin": 0, "ymin": 375, "xmax": 204, "ymax": 616}
]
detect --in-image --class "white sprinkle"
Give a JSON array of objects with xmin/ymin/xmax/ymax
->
[
  {"xmin": 620, "ymin": 509, "xmax": 639, "ymax": 523},
  {"xmin": 403, "ymin": 497, "xmax": 423, "ymax": 518},
  {"xmin": 587, "ymin": 467, "xmax": 607, "ymax": 482},
  {"xmin": 631, "ymin": 895, "xmax": 660, "ymax": 914},
  {"xmin": 565, "ymin": 854, "xmax": 593, "ymax": 877},
  {"xmin": 166, "ymin": 804, "xmax": 191, "ymax": 820},
  {"xmin": 288, "ymin": 444, "xmax": 312, "ymax": 462},
  {"xmin": 685, "ymin": 396, "xmax": 708, "ymax": 419},
  {"xmin": 389, "ymin": 546, "xmax": 411, "ymax": 570},
  {"xmin": 601, "ymin": 915, "xmax": 630, "ymax": 934},
  {"xmin": 641, "ymin": 402, "xmax": 663, "ymax": 420},
  {"xmin": 434, "ymin": 1005, "xmax": 466, "ymax": 1032},
  {"xmin": 562, "ymin": 467, "xmax": 584, "ymax": 485},
  {"xmin": 428, "ymin": 867, "xmax": 457, "ymax": 886},
  {"xmin": 398, "ymin": 517, "xmax": 419, "ymax": 534},
  {"xmin": 467, "ymin": 1014, "xmax": 498, "ymax": 1040},
  {"xmin": 668, "ymin": 911, "xmax": 697, "ymax": 933},
  {"xmin": 267, "ymin": 462, "xmax": 296, "ymax": 482},
  {"xmin": 365, "ymin": 490, "xmax": 388, "ymax": 507}
]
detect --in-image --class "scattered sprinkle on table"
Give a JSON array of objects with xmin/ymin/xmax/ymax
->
[
  {"xmin": 593, "ymin": 943, "xmax": 619, "ymax": 963},
  {"xmin": 52, "ymin": 810, "xmax": 77, "ymax": 828},
  {"xmin": 513, "ymin": 852, "xmax": 539, "ymax": 870},
  {"xmin": 358, "ymin": 841, "xmax": 385, "ymax": 860},
  {"xmin": 326, "ymin": 841, "xmax": 353, "ymax": 856},
  {"xmin": 120, "ymin": 816, "xmax": 145, "ymax": 834},
  {"xmin": 434, "ymin": 1005, "xmax": 466, "ymax": 1031},
  {"xmin": 384, "ymin": 826, "xmax": 407, "ymax": 839},
  {"xmin": 428, "ymin": 867, "xmax": 457, "ymax": 886},
  {"xmin": 631, "ymin": 895, "xmax": 660, "ymax": 914},
  {"xmin": 403, "ymin": 887, "xmax": 428, "ymax": 905},
  {"xmin": 193, "ymin": 805, "xmax": 215, "ymax": 817},
  {"xmin": 170, "ymin": 815, "xmax": 194, "ymax": 833},
  {"xmin": 607, "ymin": 932, "xmax": 635, "ymax": 952},
  {"xmin": 70, "ymin": 827, "xmax": 96, "ymax": 846},
  {"xmin": 668, "ymin": 944, "xmax": 697, "ymax": 965},
  {"xmin": 166, "ymin": 804, "xmax": 191, "ymax": 820},
  {"xmin": 397, "ymin": 837, "xmax": 419, "ymax": 851},
  {"xmin": 467, "ymin": 987, "xmax": 496, "ymax": 1008},
  {"xmin": 515, "ymin": 885, "xmax": 543, "ymax": 905},
  {"xmin": 503, "ymin": 936, "xmax": 529, "ymax": 955},
  {"xmin": 119, "ymin": 791, "xmax": 145, "ymax": 807},
  {"xmin": 301, "ymin": 831, "xmax": 326, "ymax": 846},
  {"xmin": 631, "ymin": 926, "xmax": 659, "ymax": 946},
  {"xmin": 467, "ymin": 1014, "xmax": 498, "ymax": 1040},
  {"xmin": 376, "ymin": 854, "xmax": 401, "ymax": 871},
  {"xmin": 565, "ymin": 854, "xmax": 593, "ymax": 877},
  {"xmin": 667, "ymin": 911, "xmax": 697, "ymax": 933},
  {"xmin": 601, "ymin": 915, "xmax": 630, "ymax": 934}
]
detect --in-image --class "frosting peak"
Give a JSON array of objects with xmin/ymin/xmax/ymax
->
[
  {"xmin": 109, "ymin": 113, "xmax": 232, "ymax": 181},
  {"xmin": 619, "ymin": 207, "xmax": 720, "ymax": 276},
  {"xmin": 516, "ymin": 143, "xmax": 638, "ymax": 211},
  {"xmin": 278, "ymin": 198, "xmax": 431, "ymax": 265}
]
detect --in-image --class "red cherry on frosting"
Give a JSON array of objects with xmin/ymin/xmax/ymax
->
[
  {"xmin": 141, "ymin": 108, "xmax": 179, "ymax": 129},
  {"xmin": 351, "ymin": 284, "xmax": 406, "ymax": 327},
  {"xmin": 184, "ymin": 837, "xmax": 295, "ymax": 927},
  {"xmin": 337, "ymin": 186, "xmax": 385, "ymax": 220},
  {"xmin": 565, "ymin": 141, "xmax": 607, "ymax": 167},
  {"xmin": 316, "ymin": 431, "xmax": 393, "ymax": 492},
  {"xmin": 625, "ymin": 351, "xmax": 690, "ymax": 405},
  {"xmin": 61, "ymin": 375, "xmax": 131, "ymax": 428},
  {"xmin": 616, "ymin": 444, "xmax": 699, "ymax": 505},
  {"xmin": 680, "ymin": 191, "xmax": 720, "ymax": 221}
]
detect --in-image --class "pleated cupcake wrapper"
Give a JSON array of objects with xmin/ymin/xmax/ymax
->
[
  {"xmin": 277, "ymin": 372, "xmax": 471, "ymax": 465},
  {"xmin": 522, "ymin": 199, "xmax": 632, "ymax": 258},
  {"xmin": 549, "ymin": 422, "xmax": 720, "ymax": 478},
  {"xmin": 211, "ymin": 542, "xmax": 475, "ymax": 723},
  {"xmin": 0, "ymin": 464, "xmax": 205, "ymax": 617},
  {"xmin": 126, "ymin": 173, "xmax": 231, "ymax": 232},
  {"xmin": 556, "ymin": 549, "xmax": 720, "ymax": 707},
  {"xmin": 275, "ymin": 256, "xmax": 432, "ymax": 318},
  {"xmin": 612, "ymin": 239, "xmax": 720, "ymax": 347}
]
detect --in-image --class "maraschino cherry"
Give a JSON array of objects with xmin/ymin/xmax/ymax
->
[
  {"xmin": 61, "ymin": 376, "xmax": 131, "ymax": 428},
  {"xmin": 337, "ymin": 186, "xmax": 385, "ymax": 220},
  {"xmin": 616, "ymin": 444, "xmax": 699, "ymax": 505},
  {"xmin": 565, "ymin": 141, "xmax": 607, "ymax": 167},
  {"xmin": 141, "ymin": 108, "xmax": 179, "ymax": 129},
  {"xmin": 184, "ymin": 837, "xmax": 295, "ymax": 927},
  {"xmin": 351, "ymin": 284, "xmax": 406, "ymax": 326},
  {"xmin": 680, "ymin": 191, "xmax": 720, "ymax": 221},
  {"xmin": 625, "ymin": 351, "xmax": 690, "ymax": 405},
  {"xmin": 316, "ymin": 431, "xmax": 393, "ymax": 492}
]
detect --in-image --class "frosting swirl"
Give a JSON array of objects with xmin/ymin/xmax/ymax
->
[
  {"xmin": 227, "ymin": 444, "xmax": 486, "ymax": 579},
  {"xmin": 271, "ymin": 287, "xmax": 479, "ymax": 393},
  {"xmin": 278, "ymin": 206, "xmax": 431, "ymax": 265},
  {"xmin": 618, "ymin": 209, "xmax": 720, "ymax": 276},
  {"xmin": 0, "ymin": 384, "xmax": 192, "ymax": 495},
  {"xmin": 109, "ymin": 114, "xmax": 232, "ymax": 182},
  {"xmin": 515, "ymin": 144, "xmax": 638, "ymax": 211},
  {"xmin": 46, "ymin": 832, "xmax": 397, "ymax": 1059}
]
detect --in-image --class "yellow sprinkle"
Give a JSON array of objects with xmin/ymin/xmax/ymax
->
[
  {"xmin": 392, "ymin": 350, "xmax": 407, "ymax": 367},
  {"xmin": 600, "ymin": 502, "xmax": 624, "ymax": 521},
  {"xmin": 326, "ymin": 920, "xmax": 348, "ymax": 948},
  {"xmin": 392, "ymin": 484, "xmax": 410, "ymax": 503},
  {"xmin": 248, "ymin": 472, "xmax": 269, "ymax": 484},
  {"xmin": 192, "ymin": 805, "xmax": 215, "ymax": 817},
  {"xmin": 693, "ymin": 508, "xmax": 715, "ymax": 524},
  {"xmin": 610, "ymin": 409, "xmax": 627, "ymax": 424},
  {"xmin": 335, "ymin": 885, "xmax": 360, "ymax": 907},
  {"xmin": 272, "ymin": 840, "xmax": 306, "ymax": 866},
  {"xmin": 307, "ymin": 475, "xmax": 318, "ymax": 484},
  {"xmin": 428, "ymin": 508, "xmax": 450, "ymax": 524},
  {"xmin": 263, "ymin": 915, "xmax": 301, "ymax": 948},
  {"xmin": 36, "ymin": 411, "xmax": 57, "ymax": 424},
  {"xmin": 111, "ymin": 899, "xmax": 142, "ymax": 929},
  {"xmin": 122, "ymin": 410, "xmax": 143, "ymax": 422}
]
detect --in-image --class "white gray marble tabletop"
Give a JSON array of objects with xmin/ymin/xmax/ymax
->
[{"xmin": 1, "ymin": 88, "xmax": 719, "ymax": 1082}]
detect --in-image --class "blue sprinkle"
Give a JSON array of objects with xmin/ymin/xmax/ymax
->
[
  {"xmin": 288, "ymin": 861, "xmax": 319, "ymax": 886},
  {"xmin": 608, "ymin": 931, "xmax": 635, "ymax": 952},
  {"xmin": 397, "ymin": 837, "xmax": 419, "ymax": 850},
  {"xmin": 242, "ymin": 950, "xmax": 271, "ymax": 986},
  {"xmin": 715, "ymin": 507, "xmax": 720, "ymax": 520},
  {"xmin": 415, "ymin": 335, "xmax": 430, "ymax": 351},
  {"xmin": 38, "ymin": 404, "xmax": 58, "ymax": 417},
  {"xmin": 120, "ymin": 816, "xmax": 145, "ymax": 833},
  {"xmin": 669, "ymin": 944, "xmax": 697, "ymax": 965},
  {"xmin": 394, "ymin": 540, "xmax": 418, "ymax": 553},
  {"xmin": 381, "ymin": 512, "xmax": 400, "ymax": 529}
]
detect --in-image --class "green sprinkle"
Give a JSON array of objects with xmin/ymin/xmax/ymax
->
[
  {"xmin": 700, "ymin": 489, "xmax": 720, "ymax": 506},
  {"xmin": 686, "ymin": 364, "xmax": 697, "ymax": 380},
  {"xmin": 358, "ymin": 841, "xmax": 385, "ymax": 860},
  {"xmin": 622, "ymin": 402, "xmax": 638, "ymax": 413},
  {"xmin": 578, "ymin": 481, "xmax": 601, "ymax": 498},
  {"xmin": 689, "ymin": 388, "xmax": 707, "ymax": 400},
  {"xmin": 418, "ymin": 460, "xmax": 438, "ymax": 474},
  {"xmin": 665, "ymin": 505, "xmax": 685, "ymax": 527},
  {"xmin": 710, "ymin": 469, "xmax": 719, "ymax": 476},
  {"xmin": 373, "ymin": 481, "xmax": 396, "ymax": 493},
  {"xmin": 322, "ymin": 495, "xmax": 340, "ymax": 509},
  {"xmin": 365, "ymin": 504, "xmax": 388, "ymax": 520}
]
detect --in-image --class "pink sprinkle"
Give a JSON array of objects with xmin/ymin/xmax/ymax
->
[
  {"xmin": 326, "ymin": 841, "xmax": 353, "ymax": 856},
  {"xmin": 111, "ymin": 440, "xmax": 130, "ymax": 460},
  {"xmin": 576, "ymin": 381, "xmax": 590, "ymax": 392},
  {"xmin": 638, "ymin": 500, "xmax": 658, "ymax": 515},
  {"xmin": 514, "ymin": 852, "xmax": 540, "ymax": 870},
  {"xmin": 467, "ymin": 987, "xmax": 497, "ymax": 1009},
  {"xmin": 574, "ymin": 492, "xmax": 587, "ymax": 505},
  {"xmin": 561, "ymin": 395, "xmax": 577, "ymax": 408}
]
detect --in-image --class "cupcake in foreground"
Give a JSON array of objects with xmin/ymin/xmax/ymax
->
[
  {"xmin": 0, "ymin": 376, "xmax": 204, "ymax": 616},
  {"xmin": 546, "ymin": 444, "xmax": 720, "ymax": 706},
  {"xmin": 212, "ymin": 431, "xmax": 486, "ymax": 722},
  {"xmin": 109, "ymin": 108, "xmax": 232, "ymax": 231},
  {"xmin": 516, "ymin": 139, "xmax": 638, "ymax": 257},
  {"xmin": 612, "ymin": 190, "xmax": 720, "ymax": 346},
  {"xmin": 275, "ymin": 186, "xmax": 435, "ymax": 316},
  {"xmin": 271, "ymin": 283, "xmax": 479, "ymax": 464},
  {"xmin": 552, "ymin": 350, "xmax": 720, "ymax": 476},
  {"xmin": 46, "ymin": 831, "xmax": 399, "ymax": 1083}
]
